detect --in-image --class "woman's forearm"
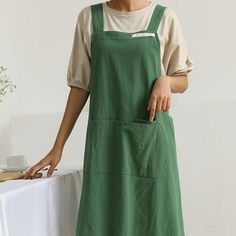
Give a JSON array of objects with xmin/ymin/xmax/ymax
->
[
  {"xmin": 53, "ymin": 87, "xmax": 90, "ymax": 152},
  {"xmin": 167, "ymin": 75, "xmax": 189, "ymax": 93}
]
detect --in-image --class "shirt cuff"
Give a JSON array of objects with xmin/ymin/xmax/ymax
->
[
  {"xmin": 67, "ymin": 77, "xmax": 90, "ymax": 92},
  {"xmin": 169, "ymin": 56, "xmax": 195, "ymax": 77}
]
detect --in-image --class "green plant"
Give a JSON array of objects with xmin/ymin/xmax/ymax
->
[{"xmin": 0, "ymin": 66, "xmax": 16, "ymax": 102}]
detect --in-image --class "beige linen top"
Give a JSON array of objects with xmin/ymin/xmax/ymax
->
[{"xmin": 67, "ymin": 1, "xmax": 194, "ymax": 92}]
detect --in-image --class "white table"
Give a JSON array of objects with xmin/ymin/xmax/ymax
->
[{"xmin": 0, "ymin": 165, "xmax": 83, "ymax": 236}]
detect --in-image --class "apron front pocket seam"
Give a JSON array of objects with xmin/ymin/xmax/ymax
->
[{"xmin": 85, "ymin": 119, "xmax": 161, "ymax": 178}]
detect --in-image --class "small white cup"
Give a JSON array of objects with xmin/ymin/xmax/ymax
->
[{"xmin": 6, "ymin": 155, "xmax": 27, "ymax": 168}]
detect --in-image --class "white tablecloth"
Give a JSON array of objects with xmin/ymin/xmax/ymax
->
[{"xmin": 0, "ymin": 165, "xmax": 83, "ymax": 236}]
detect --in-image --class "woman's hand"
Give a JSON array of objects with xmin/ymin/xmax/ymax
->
[
  {"xmin": 24, "ymin": 147, "xmax": 62, "ymax": 179},
  {"xmin": 147, "ymin": 75, "xmax": 172, "ymax": 121}
]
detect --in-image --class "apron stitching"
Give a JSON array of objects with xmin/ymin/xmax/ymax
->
[{"xmin": 83, "ymin": 170, "xmax": 155, "ymax": 179}]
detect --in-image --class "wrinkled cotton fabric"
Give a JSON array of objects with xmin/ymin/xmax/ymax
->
[{"xmin": 76, "ymin": 3, "xmax": 185, "ymax": 236}]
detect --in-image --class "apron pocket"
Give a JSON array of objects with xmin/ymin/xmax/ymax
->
[{"xmin": 84, "ymin": 119, "xmax": 162, "ymax": 178}]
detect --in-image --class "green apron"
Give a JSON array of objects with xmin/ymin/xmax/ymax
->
[{"xmin": 76, "ymin": 2, "xmax": 185, "ymax": 236}]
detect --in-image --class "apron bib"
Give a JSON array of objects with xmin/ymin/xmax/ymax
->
[{"xmin": 76, "ymin": 3, "xmax": 185, "ymax": 236}]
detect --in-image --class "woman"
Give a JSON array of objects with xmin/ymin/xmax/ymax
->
[{"xmin": 25, "ymin": 0, "xmax": 194, "ymax": 235}]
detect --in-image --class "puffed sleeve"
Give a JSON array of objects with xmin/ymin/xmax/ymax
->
[
  {"xmin": 161, "ymin": 8, "xmax": 194, "ymax": 77},
  {"xmin": 67, "ymin": 9, "xmax": 91, "ymax": 91}
]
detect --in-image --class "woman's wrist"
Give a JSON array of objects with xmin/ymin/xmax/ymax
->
[
  {"xmin": 165, "ymin": 75, "xmax": 172, "ymax": 83},
  {"xmin": 53, "ymin": 142, "xmax": 64, "ymax": 153},
  {"xmin": 165, "ymin": 75, "xmax": 188, "ymax": 93}
]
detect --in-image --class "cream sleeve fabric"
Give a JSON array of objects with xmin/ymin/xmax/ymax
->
[
  {"xmin": 158, "ymin": 8, "xmax": 194, "ymax": 77},
  {"xmin": 67, "ymin": 2, "xmax": 194, "ymax": 91},
  {"xmin": 67, "ymin": 9, "xmax": 91, "ymax": 91}
]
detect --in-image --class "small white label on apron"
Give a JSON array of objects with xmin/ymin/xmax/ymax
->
[{"xmin": 131, "ymin": 32, "xmax": 156, "ymax": 38}]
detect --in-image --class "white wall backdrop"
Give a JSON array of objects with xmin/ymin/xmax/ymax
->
[{"xmin": 0, "ymin": 0, "xmax": 236, "ymax": 236}]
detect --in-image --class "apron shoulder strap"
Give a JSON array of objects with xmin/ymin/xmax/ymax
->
[
  {"xmin": 91, "ymin": 3, "xmax": 104, "ymax": 32},
  {"xmin": 146, "ymin": 4, "xmax": 167, "ymax": 33}
]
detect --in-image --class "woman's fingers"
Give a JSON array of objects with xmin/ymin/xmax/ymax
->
[
  {"xmin": 148, "ymin": 94, "xmax": 171, "ymax": 120},
  {"xmin": 24, "ymin": 148, "xmax": 62, "ymax": 179},
  {"xmin": 162, "ymin": 96, "xmax": 167, "ymax": 111},
  {"xmin": 148, "ymin": 75, "xmax": 172, "ymax": 117},
  {"xmin": 47, "ymin": 164, "xmax": 57, "ymax": 177},
  {"xmin": 29, "ymin": 162, "xmax": 45, "ymax": 177},
  {"xmin": 24, "ymin": 165, "xmax": 36, "ymax": 179},
  {"xmin": 148, "ymin": 98, "xmax": 157, "ymax": 121},
  {"xmin": 24, "ymin": 160, "xmax": 47, "ymax": 179},
  {"xmin": 156, "ymin": 95, "xmax": 163, "ymax": 112},
  {"xmin": 166, "ymin": 97, "xmax": 171, "ymax": 111}
]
